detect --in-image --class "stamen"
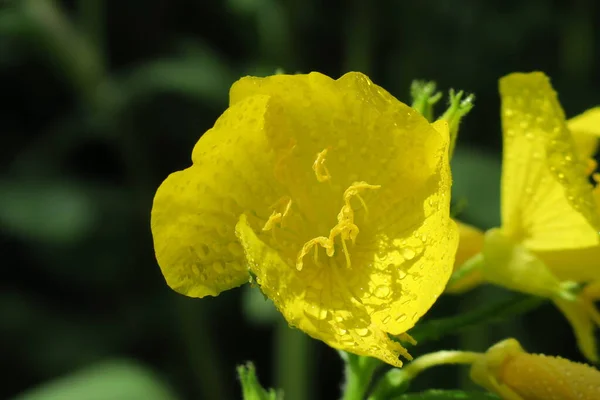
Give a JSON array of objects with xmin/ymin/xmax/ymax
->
[
  {"xmin": 313, "ymin": 148, "xmax": 332, "ymax": 182},
  {"xmin": 274, "ymin": 139, "xmax": 297, "ymax": 181},
  {"xmin": 398, "ymin": 332, "xmax": 418, "ymax": 346},
  {"xmin": 296, "ymin": 181, "xmax": 380, "ymax": 270},
  {"xmin": 262, "ymin": 196, "xmax": 293, "ymax": 231},
  {"xmin": 296, "ymin": 236, "xmax": 330, "ymax": 271}
]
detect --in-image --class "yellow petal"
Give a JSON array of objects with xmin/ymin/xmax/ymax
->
[
  {"xmin": 568, "ymin": 107, "xmax": 600, "ymax": 160},
  {"xmin": 236, "ymin": 214, "xmax": 411, "ymax": 367},
  {"xmin": 151, "ymin": 94, "xmax": 284, "ymax": 297},
  {"xmin": 535, "ymin": 246, "xmax": 600, "ymax": 282},
  {"xmin": 453, "ymin": 221, "xmax": 485, "ymax": 268},
  {"xmin": 481, "ymin": 228, "xmax": 565, "ymax": 299},
  {"xmin": 554, "ymin": 296, "xmax": 599, "ymax": 363},
  {"xmin": 445, "ymin": 221, "xmax": 484, "ymax": 294},
  {"xmin": 499, "ymin": 72, "xmax": 600, "ymax": 251}
]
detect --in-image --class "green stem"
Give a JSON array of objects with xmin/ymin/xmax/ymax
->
[
  {"xmin": 274, "ymin": 319, "xmax": 312, "ymax": 400},
  {"xmin": 176, "ymin": 298, "xmax": 231, "ymax": 400},
  {"xmin": 341, "ymin": 354, "xmax": 381, "ymax": 400},
  {"xmin": 343, "ymin": 0, "xmax": 372, "ymax": 74},
  {"xmin": 77, "ymin": 0, "xmax": 105, "ymax": 62},
  {"xmin": 410, "ymin": 293, "xmax": 546, "ymax": 344}
]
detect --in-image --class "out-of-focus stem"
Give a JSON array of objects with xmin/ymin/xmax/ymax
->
[{"xmin": 274, "ymin": 318, "xmax": 313, "ymax": 400}]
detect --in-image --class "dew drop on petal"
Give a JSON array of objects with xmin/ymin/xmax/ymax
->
[
  {"xmin": 401, "ymin": 247, "xmax": 416, "ymax": 260},
  {"xmin": 356, "ymin": 328, "xmax": 370, "ymax": 337},
  {"xmin": 396, "ymin": 313, "xmax": 407, "ymax": 323},
  {"xmin": 374, "ymin": 285, "xmax": 391, "ymax": 298}
]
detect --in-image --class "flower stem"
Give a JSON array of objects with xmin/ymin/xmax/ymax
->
[
  {"xmin": 341, "ymin": 353, "xmax": 381, "ymax": 400},
  {"xmin": 274, "ymin": 319, "xmax": 313, "ymax": 400}
]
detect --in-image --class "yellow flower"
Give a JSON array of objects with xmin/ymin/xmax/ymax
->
[
  {"xmin": 470, "ymin": 338, "xmax": 600, "ymax": 400},
  {"xmin": 449, "ymin": 72, "xmax": 600, "ymax": 361},
  {"xmin": 151, "ymin": 72, "xmax": 458, "ymax": 366}
]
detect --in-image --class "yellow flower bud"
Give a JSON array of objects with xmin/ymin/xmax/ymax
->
[{"xmin": 471, "ymin": 338, "xmax": 600, "ymax": 400}]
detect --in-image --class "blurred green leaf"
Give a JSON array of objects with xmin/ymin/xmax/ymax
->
[
  {"xmin": 451, "ymin": 146, "xmax": 501, "ymax": 229},
  {"xmin": 122, "ymin": 51, "xmax": 236, "ymax": 106},
  {"xmin": 242, "ymin": 285, "xmax": 279, "ymax": 326},
  {"xmin": 12, "ymin": 360, "xmax": 179, "ymax": 400},
  {"xmin": 393, "ymin": 390, "xmax": 499, "ymax": 399},
  {"xmin": 0, "ymin": 180, "xmax": 97, "ymax": 244}
]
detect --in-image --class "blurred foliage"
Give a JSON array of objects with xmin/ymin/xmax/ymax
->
[{"xmin": 1, "ymin": 0, "xmax": 599, "ymax": 399}]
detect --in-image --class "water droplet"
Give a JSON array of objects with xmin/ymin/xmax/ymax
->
[
  {"xmin": 356, "ymin": 328, "xmax": 370, "ymax": 337},
  {"xmin": 335, "ymin": 316, "xmax": 344, "ymax": 323},
  {"xmin": 336, "ymin": 327, "xmax": 348, "ymax": 335},
  {"xmin": 304, "ymin": 304, "xmax": 328, "ymax": 320},
  {"xmin": 402, "ymin": 247, "xmax": 416, "ymax": 260},
  {"xmin": 382, "ymin": 315, "xmax": 391, "ymax": 324},
  {"xmin": 398, "ymin": 270, "xmax": 407, "ymax": 280},
  {"xmin": 374, "ymin": 285, "xmax": 390, "ymax": 298},
  {"xmin": 212, "ymin": 261, "xmax": 225, "ymax": 273},
  {"xmin": 396, "ymin": 313, "xmax": 407, "ymax": 323}
]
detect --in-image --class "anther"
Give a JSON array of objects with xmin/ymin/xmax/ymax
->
[
  {"xmin": 262, "ymin": 196, "xmax": 293, "ymax": 232},
  {"xmin": 313, "ymin": 148, "xmax": 332, "ymax": 182}
]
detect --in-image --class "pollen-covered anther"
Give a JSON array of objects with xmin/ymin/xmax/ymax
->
[
  {"xmin": 343, "ymin": 181, "xmax": 382, "ymax": 218},
  {"xmin": 296, "ymin": 236, "xmax": 331, "ymax": 271},
  {"xmin": 262, "ymin": 196, "xmax": 293, "ymax": 232},
  {"xmin": 312, "ymin": 147, "xmax": 332, "ymax": 182}
]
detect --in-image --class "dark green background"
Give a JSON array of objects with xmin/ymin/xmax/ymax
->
[{"xmin": 1, "ymin": 0, "xmax": 598, "ymax": 399}]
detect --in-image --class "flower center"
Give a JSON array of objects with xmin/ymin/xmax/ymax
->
[{"xmin": 294, "ymin": 148, "xmax": 380, "ymax": 270}]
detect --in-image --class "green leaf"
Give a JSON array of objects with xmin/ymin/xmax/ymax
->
[
  {"xmin": 11, "ymin": 360, "xmax": 179, "ymax": 400},
  {"xmin": 451, "ymin": 147, "xmax": 501, "ymax": 229},
  {"xmin": 121, "ymin": 50, "xmax": 236, "ymax": 106},
  {"xmin": 0, "ymin": 180, "xmax": 97, "ymax": 244},
  {"xmin": 393, "ymin": 390, "xmax": 500, "ymax": 399},
  {"xmin": 237, "ymin": 363, "xmax": 283, "ymax": 400}
]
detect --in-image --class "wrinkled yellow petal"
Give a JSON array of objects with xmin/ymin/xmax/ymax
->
[
  {"xmin": 151, "ymin": 95, "xmax": 284, "ymax": 297},
  {"xmin": 554, "ymin": 296, "xmax": 599, "ymax": 363},
  {"xmin": 236, "ymin": 214, "xmax": 411, "ymax": 367},
  {"xmin": 472, "ymin": 338, "xmax": 600, "ymax": 400},
  {"xmin": 499, "ymin": 72, "xmax": 600, "ymax": 251},
  {"xmin": 568, "ymin": 107, "xmax": 600, "ymax": 160}
]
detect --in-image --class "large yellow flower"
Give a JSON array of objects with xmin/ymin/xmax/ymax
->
[
  {"xmin": 151, "ymin": 72, "xmax": 458, "ymax": 367},
  {"xmin": 449, "ymin": 72, "xmax": 600, "ymax": 361}
]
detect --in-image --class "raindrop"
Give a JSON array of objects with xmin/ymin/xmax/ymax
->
[
  {"xmin": 336, "ymin": 327, "xmax": 348, "ymax": 335},
  {"xmin": 374, "ymin": 285, "xmax": 390, "ymax": 298},
  {"xmin": 382, "ymin": 316, "xmax": 391, "ymax": 324},
  {"xmin": 402, "ymin": 247, "xmax": 416, "ymax": 260},
  {"xmin": 396, "ymin": 313, "xmax": 407, "ymax": 323},
  {"xmin": 398, "ymin": 270, "xmax": 407, "ymax": 280},
  {"xmin": 356, "ymin": 328, "xmax": 370, "ymax": 337}
]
